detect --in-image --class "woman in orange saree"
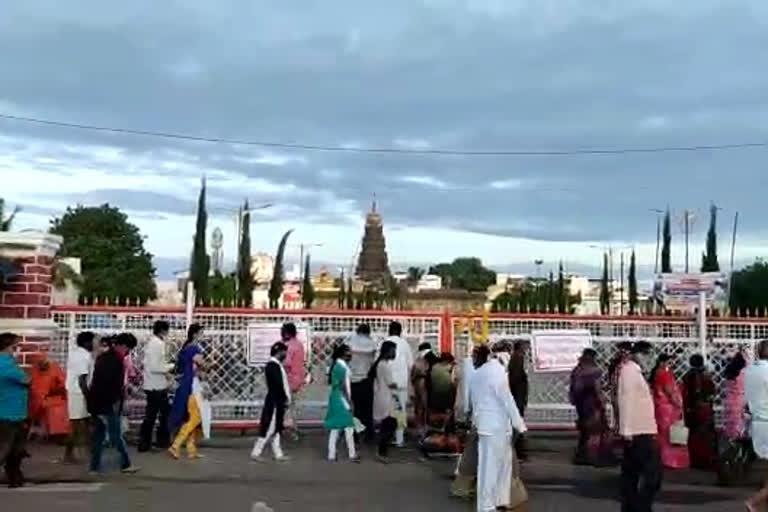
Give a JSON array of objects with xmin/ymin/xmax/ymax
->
[{"xmin": 28, "ymin": 358, "xmax": 69, "ymax": 438}]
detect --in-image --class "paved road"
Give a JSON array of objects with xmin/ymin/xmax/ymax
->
[{"xmin": 0, "ymin": 434, "xmax": 754, "ymax": 511}]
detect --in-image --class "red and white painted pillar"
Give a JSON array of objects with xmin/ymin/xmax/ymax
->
[{"xmin": 0, "ymin": 232, "xmax": 63, "ymax": 367}]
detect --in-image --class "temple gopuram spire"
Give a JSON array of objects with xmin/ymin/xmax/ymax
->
[{"xmin": 355, "ymin": 195, "xmax": 390, "ymax": 284}]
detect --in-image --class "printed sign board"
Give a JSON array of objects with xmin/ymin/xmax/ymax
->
[
  {"xmin": 653, "ymin": 272, "xmax": 729, "ymax": 313},
  {"xmin": 531, "ymin": 329, "xmax": 592, "ymax": 373},
  {"xmin": 246, "ymin": 322, "xmax": 311, "ymax": 367}
]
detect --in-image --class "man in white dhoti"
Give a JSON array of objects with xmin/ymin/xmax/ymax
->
[
  {"xmin": 383, "ymin": 321, "xmax": 413, "ymax": 447},
  {"xmin": 744, "ymin": 339, "xmax": 768, "ymax": 511},
  {"xmin": 469, "ymin": 344, "xmax": 527, "ymax": 512}
]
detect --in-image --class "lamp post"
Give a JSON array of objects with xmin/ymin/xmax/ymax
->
[
  {"xmin": 650, "ymin": 208, "xmax": 664, "ymax": 274},
  {"xmin": 295, "ymin": 243, "xmax": 324, "ymax": 296}
]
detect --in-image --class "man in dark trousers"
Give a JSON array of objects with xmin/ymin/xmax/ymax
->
[
  {"xmin": 250, "ymin": 342, "xmax": 291, "ymax": 462},
  {"xmin": 88, "ymin": 334, "xmax": 139, "ymax": 474},
  {"xmin": 618, "ymin": 341, "xmax": 661, "ymax": 512},
  {"xmin": 348, "ymin": 323, "xmax": 376, "ymax": 441},
  {"xmin": 508, "ymin": 341, "xmax": 529, "ymax": 460},
  {"xmin": 139, "ymin": 320, "xmax": 174, "ymax": 452}
]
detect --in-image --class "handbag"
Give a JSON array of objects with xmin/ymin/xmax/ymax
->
[
  {"xmin": 670, "ymin": 420, "xmax": 689, "ymax": 446},
  {"xmin": 353, "ymin": 417, "xmax": 366, "ymax": 434},
  {"xmin": 509, "ymin": 477, "xmax": 528, "ymax": 509}
]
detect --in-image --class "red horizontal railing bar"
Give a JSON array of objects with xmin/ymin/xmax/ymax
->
[
  {"xmin": 51, "ymin": 304, "xmax": 768, "ymax": 323},
  {"xmin": 51, "ymin": 305, "xmax": 443, "ymax": 318}
]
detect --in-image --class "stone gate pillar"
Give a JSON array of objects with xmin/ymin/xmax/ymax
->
[{"xmin": 0, "ymin": 231, "xmax": 63, "ymax": 367}]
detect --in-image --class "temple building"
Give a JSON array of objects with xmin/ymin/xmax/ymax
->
[{"xmin": 355, "ymin": 198, "xmax": 391, "ymax": 285}]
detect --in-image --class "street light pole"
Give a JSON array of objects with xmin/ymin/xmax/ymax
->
[
  {"xmin": 210, "ymin": 202, "xmax": 273, "ymax": 293},
  {"xmin": 297, "ymin": 242, "xmax": 324, "ymax": 296},
  {"xmin": 650, "ymin": 208, "xmax": 664, "ymax": 275}
]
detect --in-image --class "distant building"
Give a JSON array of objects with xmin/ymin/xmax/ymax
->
[
  {"xmin": 210, "ymin": 227, "xmax": 224, "ymax": 274},
  {"xmin": 150, "ymin": 280, "xmax": 184, "ymax": 306},
  {"xmin": 495, "ymin": 273, "xmax": 526, "ymax": 287},
  {"xmin": 311, "ymin": 267, "xmax": 339, "ymax": 292},
  {"xmin": 355, "ymin": 198, "xmax": 390, "ymax": 285},
  {"xmin": 415, "ymin": 274, "xmax": 442, "ymax": 291}
]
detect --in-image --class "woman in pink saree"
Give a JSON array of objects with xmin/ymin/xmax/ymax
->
[
  {"xmin": 722, "ymin": 352, "xmax": 747, "ymax": 440},
  {"xmin": 651, "ymin": 354, "xmax": 690, "ymax": 469}
]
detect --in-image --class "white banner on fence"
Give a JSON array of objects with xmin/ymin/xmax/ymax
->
[
  {"xmin": 246, "ymin": 322, "xmax": 311, "ymax": 367},
  {"xmin": 531, "ymin": 329, "xmax": 592, "ymax": 373}
]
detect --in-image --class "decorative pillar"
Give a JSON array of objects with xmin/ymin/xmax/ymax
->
[{"xmin": 0, "ymin": 231, "xmax": 63, "ymax": 367}]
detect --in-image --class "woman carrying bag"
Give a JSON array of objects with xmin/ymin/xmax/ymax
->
[{"xmin": 651, "ymin": 354, "xmax": 689, "ymax": 469}]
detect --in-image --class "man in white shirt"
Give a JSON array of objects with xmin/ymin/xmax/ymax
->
[
  {"xmin": 383, "ymin": 321, "xmax": 413, "ymax": 446},
  {"xmin": 745, "ymin": 339, "xmax": 768, "ymax": 511},
  {"xmin": 618, "ymin": 341, "xmax": 661, "ymax": 512},
  {"xmin": 138, "ymin": 320, "xmax": 174, "ymax": 452},
  {"xmin": 469, "ymin": 344, "xmax": 526, "ymax": 512},
  {"xmin": 348, "ymin": 323, "xmax": 377, "ymax": 440},
  {"xmin": 64, "ymin": 331, "xmax": 95, "ymax": 463}
]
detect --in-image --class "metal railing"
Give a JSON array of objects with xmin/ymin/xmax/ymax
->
[{"xmin": 50, "ymin": 306, "xmax": 768, "ymax": 429}]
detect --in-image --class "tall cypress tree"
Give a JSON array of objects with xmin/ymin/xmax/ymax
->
[
  {"xmin": 268, "ymin": 230, "xmax": 293, "ymax": 309},
  {"xmin": 547, "ymin": 271, "xmax": 556, "ymax": 313},
  {"xmin": 338, "ymin": 268, "xmax": 346, "ymax": 309},
  {"xmin": 237, "ymin": 201, "xmax": 253, "ymax": 306},
  {"xmin": 557, "ymin": 261, "xmax": 566, "ymax": 313},
  {"xmin": 189, "ymin": 178, "xmax": 210, "ymax": 304},
  {"xmin": 600, "ymin": 252, "xmax": 610, "ymax": 315},
  {"xmin": 701, "ymin": 202, "xmax": 720, "ymax": 272},
  {"xmin": 346, "ymin": 277, "xmax": 354, "ymax": 310},
  {"xmin": 302, "ymin": 254, "xmax": 315, "ymax": 309},
  {"xmin": 661, "ymin": 207, "xmax": 672, "ymax": 273},
  {"xmin": 628, "ymin": 250, "xmax": 638, "ymax": 315}
]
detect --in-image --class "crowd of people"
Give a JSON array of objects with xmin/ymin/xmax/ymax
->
[
  {"xmin": 7, "ymin": 319, "xmax": 768, "ymax": 510},
  {"xmin": 567, "ymin": 340, "xmax": 768, "ymax": 512}
]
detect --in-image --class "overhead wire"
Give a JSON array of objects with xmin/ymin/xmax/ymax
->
[{"xmin": 2, "ymin": 113, "xmax": 768, "ymax": 157}]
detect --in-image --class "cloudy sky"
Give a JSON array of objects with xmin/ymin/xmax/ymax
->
[{"xmin": 2, "ymin": 1, "xmax": 767, "ymax": 278}]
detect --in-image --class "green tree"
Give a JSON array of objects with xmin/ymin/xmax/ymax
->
[
  {"xmin": 427, "ymin": 257, "xmax": 496, "ymax": 292},
  {"xmin": 491, "ymin": 279, "xmax": 581, "ymax": 314},
  {"xmin": 600, "ymin": 252, "xmax": 610, "ymax": 315},
  {"xmin": 557, "ymin": 261, "xmax": 566, "ymax": 313},
  {"xmin": 346, "ymin": 276, "xmax": 354, "ymax": 310},
  {"xmin": 210, "ymin": 271, "xmax": 236, "ymax": 306},
  {"xmin": 302, "ymin": 254, "xmax": 315, "ymax": 309},
  {"xmin": 338, "ymin": 268, "xmax": 346, "ymax": 309},
  {"xmin": 0, "ymin": 198, "xmax": 20, "ymax": 231},
  {"xmin": 628, "ymin": 250, "xmax": 638, "ymax": 315},
  {"xmin": 0, "ymin": 198, "xmax": 21, "ymax": 289},
  {"xmin": 237, "ymin": 201, "xmax": 253, "ymax": 307},
  {"xmin": 661, "ymin": 208, "xmax": 672, "ymax": 273},
  {"xmin": 701, "ymin": 202, "xmax": 720, "ymax": 272},
  {"xmin": 547, "ymin": 271, "xmax": 556, "ymax": 313},
  {"xmin": 50, "ymin": 204, "xmax": 156, "ymax": 304},
  {"xmin": 189, "ymin": 179, "xmax": 210, "ymax": 304},
  {"xmin": 268, "ymin": 230, "xmax": 293, "ymax": 308},
  {"xmin": 406, "ymin": 266, "xmax": 425, "ymax": 286},
  {"xmin": 730, "ymin": 260, "xmax": 768, "ymax": 314}
]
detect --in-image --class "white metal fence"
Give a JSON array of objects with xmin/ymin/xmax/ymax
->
[
  {"xmin": 51, "ymin": 307, "xmax": 442, "ymax": 426},
  {"xmin": 452, "ymin": 315, "xmax": 764, "ymax": 427},
  {"xmin": 50, "ymin": 307, "xmax": 768, "ymax": 429}
]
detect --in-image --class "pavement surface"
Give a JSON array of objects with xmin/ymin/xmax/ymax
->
[{"xmin": 0, "ymin": 431, "xmax": 759, "ymax": 511}]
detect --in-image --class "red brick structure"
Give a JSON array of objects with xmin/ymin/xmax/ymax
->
[{"xmin": 0, "ymin": 232, "xmax": 63, "ymax": 367}]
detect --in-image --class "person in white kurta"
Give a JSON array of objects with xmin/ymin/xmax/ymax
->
[
  {"xmin": 469, "ymin": 345, "xmax": 527, "ymax": 512},
  {"xmin": 744, "ymin": 339, "xmax": 768, "ymax": 511},
  {"xmin": 383, "ymin": 321, "xmax": 413, "ymax": 446}
]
